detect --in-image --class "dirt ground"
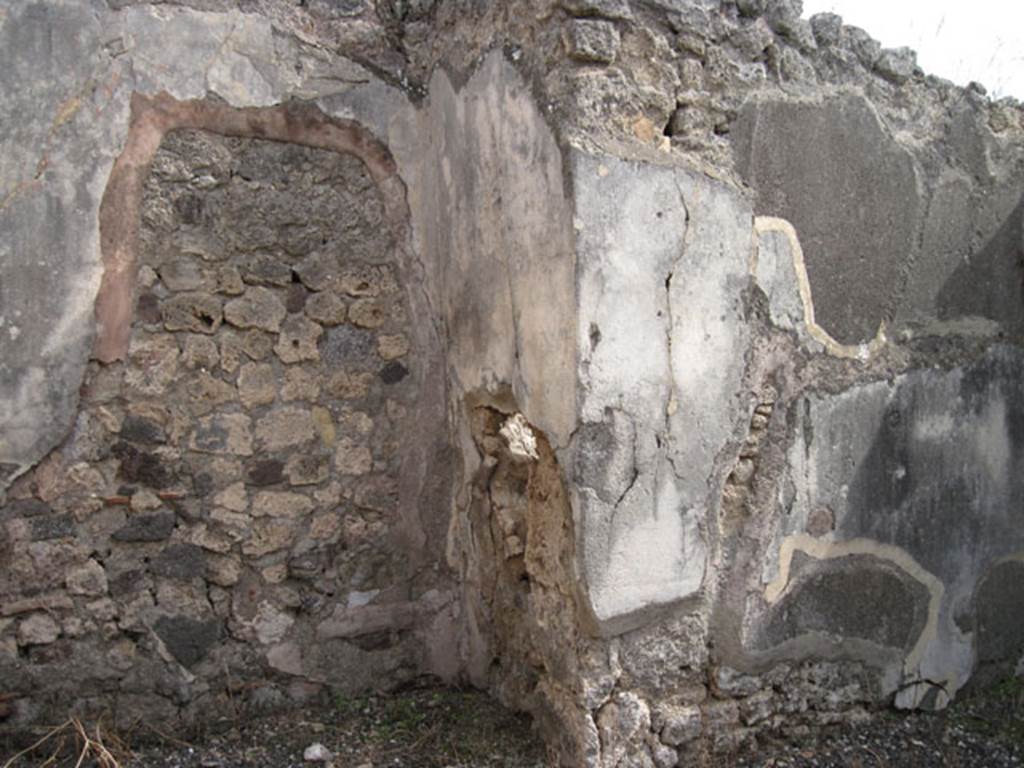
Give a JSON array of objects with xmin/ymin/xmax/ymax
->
[{"xmin": 2, "ymin": 676, "xmax": 1022, "ymax": 767}]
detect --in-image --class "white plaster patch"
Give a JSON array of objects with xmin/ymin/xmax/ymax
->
[{"xmin": 500, "ymin": 413, "xmax": 539, "ymax": 460}]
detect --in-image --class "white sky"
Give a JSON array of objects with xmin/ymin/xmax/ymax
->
[{"xmin": 802, "ymin": 0, "xmax": 1024, "ymax": 99}]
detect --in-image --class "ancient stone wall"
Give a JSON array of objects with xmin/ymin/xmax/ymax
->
[{"xmin": 1, "ymin": 1, "xmax": 1023, "ymax": 766}]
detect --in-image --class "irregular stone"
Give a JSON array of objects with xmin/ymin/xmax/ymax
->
[
  {"xmin": 736, "ymin": 0, "xmax": 766, "ymax": 17},
  {"xmin": 309, "ymin": 511, "xmax": 341, "ymax": 541},
  {"xmin": 656, "ymin": 704, "xmax": 701, "ymax": 746},
  {"xmin": 206, "ymin": 553, "xmax": 242, "ymax": 587},
  {"xmin": 305, "ymin": 291, "xmax": 347, "ymax": 325},
  {"xmin": 30, "ymin": 514, "xmax": 75, "ymax": 541},
  {"xmin": 561, "ymin": 0, "xmax": 633, "ymax": 21},
  {"xmin": 242, "ymin": 519, "xmax": 294, "ymax": 556},
  {"xmin": 303, "ymin": 743, "xmax": 332, "ymax": 763},
  {"xmin": 322, "ymin": 325, "xmax": 376, "ymax": 366},
  {"xmin": 334, "ymin": 438, "xmax": 373, "ymax": 475},
  {"xmin": 716, "ymin": 666, "xmax": 763, "ymax": 697},
  {"xmin": 286, "ymin": 283, "xmax": 308, "ymax": 313},
  {"xmin": 337, "ymin": 263, "xmax": 397, "ymax": 297},
  {"xmin": 66, "ymin": 560, "xmax": 108, "ymax": 596},
  {"xmin": 252, "ymin": 601, "xmax": 294, "ymax": 645},
  {"xmin": 281, "ymin": 367, "xmax": 321, "ymax": 401},
  {"xmin": 112, "ymin": 511, "xmax": 176, "ymax": 542},
  {"xmin": 347, "ymin": 298, "xmax": 387, "ymax": 329},
  {"xmin": 294, "ymin": 251, "xmax": 340, "ymax": 290},
  {"xmin": 247, "ymin": 459, "xmax": 285, "ymax": 486},
  {"xmin": 730, "ymin": 17, "xmax": 774, "ymax": 60},
  {"xmin": 255, "ymin": 407, "xmax": 317, "ymax": 451},
  {"xmin": 216, "ymin": 264, "xmax": 245, "ymax": 295},
  {"xmin": 2, "ymin": 499, "xmax": 51, "ymax": 518},
  {"xmin": 252, "ymin": 491, "xmax": 315, "ymax": 519},
  {"xmin": 651, "ymin": 743, "xmax": 678, "ymax": 768},
  {"xmin": 160, "ymin": 292, "xmax": 223, "ymax": 334},
  {"xmin": 325, "ymin": 371, "xmax": 374, "ymax": 399},
  {"xmin": 275, "ymin": 315, "xmax": 322, "ymax": 363},
  {"xmin": 376, "ymin": 333, "xmax": 409, "ymax": 360},
  {"xmin": 285, "ymin": 454, "xmax": 329, "ymax": 486},
  {"xmin": 765, "ymin": 0, "xmax": 816, "ymax": 52},
  {"xmin": 159, "ymin": 258, "xmax": 204, "ymax": 291},
  {"xmin": 187, "ymin": 523, "xmax": 234, "ymax": 554},
  {"xmin": 213, "ymin": 482, "xmax": 248, "ymax": 513},
  {"xmin": 17, "ymin": 614, "xmax": 60, "ymax": 646},
  {"xmin": 845, "ymin": 25, "xmax": 881, "ymax": 67},
  {"xmin": 338, "ymin": 409, "xmax": 374, "ymax": 437},
  {"xmin": 210, "ymin": 507, "xmax": 249, "ymax": 539},
  {"xmin": 153, "ymin": 615, "xmax": 221, "ymax": 667},
  {"xmin": 596, "ymin": 693, "xmax": 650, "ymax": 768},
  {"xmin": 113, "ymin": 443, "xmax": 175, "ymax": 489},
  {"xmin": 150, "ymin": 543, "xmax": 205, "ymax": 581},
  {"xmin": 740, "ymin": 690, "xmax": 775, "ymax": 726},
  {"xmin": 875, "ymin": 46, "xmax": 916, "ymax": 84},
  {"xmin": 237, "ymin": 253, "xmax": 292, "ymax": 287},
  {"xmin": 566, "ymin": 19, "xmax": 621, "ymax": 64},
  {"xmin": 224, "ymin": 287, "xmax": 287, "ymax": 332},
  {"xmin": 187, "ymin": 371, "xmax": 236, "ymax": 414},
  {"xmin": 238, "ymin": 362, "xmax": 277, "ymax": 408},
  {"xmin": 120, "ymin": 414, "xmax": 166, "ymax": 445},
  {"xmin": 190, "ymin": 413, "xmax": 253, "ymax": 456},
  {"xmin": 310, "ymin": 406, "xmax": 336, "ymax": 448},
  {"xmin": 379, "ymin": 361, "xmax": 409, "ymax": 384},
  {"xmin": 132, "ymin": 491, "xmax": 161, "ymax": 514},
  {"xmin": 267, "ymin": 641, "xmax": 304, "ymax": 676},
  {"xmin": 809, "ymin": 12, "xmax": 842, "ymax": 47},
  {"xmin": 242, "ymin": 329, "xmax": 274, "ymax": 360},
  {"xmin": 125, "ymin": 334, "xmax": 180, "ymax": 396}
]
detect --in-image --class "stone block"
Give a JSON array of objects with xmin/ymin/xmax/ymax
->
[
  {"xmin": 274, "ymin": 316, "xmax": 322, "ymax": 363},
  {"xmin": 224, "ymin": 287, "xmax": 287, "ymax": 332},
  {"xmin": 17, "ymin": 614, "xmax": 60, "ymax": 646},
  {"xmin": 160, "ymin": 292, "xmax": 223, "ymax": 334},
  {"xmin": 159, "ymin": 259, "xmax": 205, "ymax": 292},
  {"xmin": 255, "ymin": 407, "xmax": 317, "ymax": 451},
  {"xmin": 112, "ymin": 512, "xmax": 176, "ymax": 542},
  {"xmin": 150, "ymin": 543, "xmax": 206, "ymax": 581},
  {"xmin": 237, "ymin": 362, "xmax": 277, "ymax": 408},
  {"xmin": 237, "ymin": 253, "xmax": 293, "ymax": 287},
  {"xmin": 190, "ymin": 413, "xmax": 253, "ymax": 456},
  {"xmin": 348, "ymin": 298, "xmax": 387, "ymax": 329},
  {"xmin": 305, "ymin": 291, "xmax": 347, "ymax": 325},
  {"xmin": 875, "ymin": 47, "xmax": 916, "ymax": 84},
  {"xmin": 295, "ymin": 251, "xmax": 340, "ymax": 291},
  {"xmin": 153, "ymin": 615, "xmax": 221, "ymax": 667},
  {"xmin": 66, "ymin": 560, "xmax": 108, "ymax": 596},
  {"xmin": 252, "ymin": 491, "xmax": 315, "ymax": 519},
  {"xmin": 657, "ymin": 704, "xmax": 702, "ymax": 746},
  {"xmin": 566, "ymin": 19, "xmax": 621, "ymax": 64}
]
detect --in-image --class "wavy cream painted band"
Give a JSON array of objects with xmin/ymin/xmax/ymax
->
[
  {"xmin": 765, "ymin": 533, "xmax": 944, "ymax": 680},
  {"xmin": 751, "ymin": 216, "xmax": 888, "ymax": 361}
]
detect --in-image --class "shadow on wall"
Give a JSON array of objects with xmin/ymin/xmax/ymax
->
[
  {"xmin": 841, "ymin": 349, "xmax": 1024, "ymax": 697},
  {"xmin": 937, "ymin": 195, "xmax": 1024, "ymax": 328}
]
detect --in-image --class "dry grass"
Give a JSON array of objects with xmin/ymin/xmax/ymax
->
[{"xmin": 2, "ymin": 718, "xmax": 130, "ymax": 768}]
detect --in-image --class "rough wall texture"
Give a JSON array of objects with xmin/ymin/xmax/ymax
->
[{"xmin": 2, "ymin": 0, "xmax": 1023, "ymax": 766}]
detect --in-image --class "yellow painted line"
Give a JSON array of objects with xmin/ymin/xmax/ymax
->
[
  {"xmin": 766, "ymin": 533, "xmax": 946, "ymax": 683},
  {"xmin": 753, "ymin": 216, "xmax": 887, "ymax": 361}
]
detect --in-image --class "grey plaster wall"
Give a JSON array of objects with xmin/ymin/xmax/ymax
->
[
  {"xmin": 570, "ymin": 150, "xmax": 752, "ymax": 635},
  {"xmin": 752, "ymin": 347, "xmax": 1024, "ymax": 709},
  {"xmin": 732, "ymin": 91, "xmax": 1024, "ymax": 344}
]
